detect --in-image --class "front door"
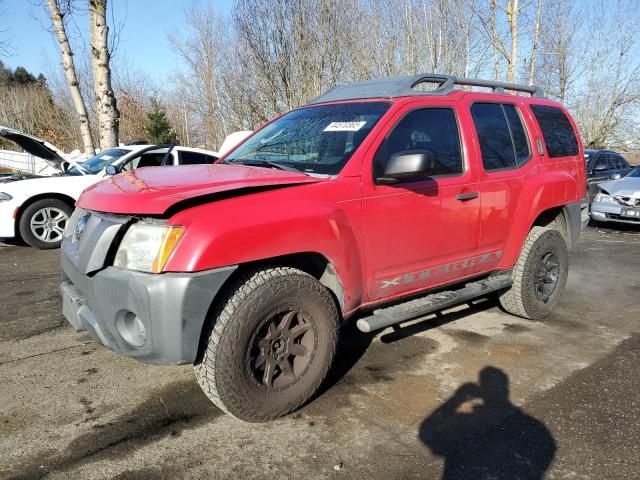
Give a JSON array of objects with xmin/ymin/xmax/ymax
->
[{"xmin": 361, "ymin": 103, "xmax": 481, "ymax": 303}]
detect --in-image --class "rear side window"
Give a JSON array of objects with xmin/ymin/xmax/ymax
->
[
  {"xmin": 471, "ymin": 103, "xmax": 531, "ymax": 171},
  {"xmin": 180, "ymin": 151, "xmax": 216, "ymax": 165},
  {"xmin": 530, "ymin": 105, "xmax": 578, "ymax": 158}
]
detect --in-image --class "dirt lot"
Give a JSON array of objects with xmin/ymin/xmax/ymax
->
[{"xmin": 1, "ymin": 225, "xmax": 639, "ymax": 480}]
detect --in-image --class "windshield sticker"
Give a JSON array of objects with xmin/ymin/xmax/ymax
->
[{"xmin": 324, "ymin": 121, "xmax": 367, "ymax": 132}]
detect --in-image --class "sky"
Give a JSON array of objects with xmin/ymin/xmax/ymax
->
[{"xmin": 1, "ymin": 0, "xmax": 234, "ymax": 80}]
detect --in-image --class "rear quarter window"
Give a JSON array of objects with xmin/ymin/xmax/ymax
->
[{"xmin": 530, "ymin": 105, "xmax": 578, "ymax": 158}]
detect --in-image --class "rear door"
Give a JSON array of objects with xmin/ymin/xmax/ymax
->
[
  {"xmin": 361, "ymin": 100, "xmax": 481, "ymax": 302},
  {"xmin": 469, "ymin": 100, "xmax": 537, "ymax": 270}
]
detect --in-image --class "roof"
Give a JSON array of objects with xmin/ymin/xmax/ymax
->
[{"xmin": 308, "ymin": 73, "xmax": 545, "ymax": 105}]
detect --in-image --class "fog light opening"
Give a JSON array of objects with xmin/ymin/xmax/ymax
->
[
  {"xmin": 116, "ymin": 311, "xmax": 147, "ymax": 347},
  {"xmin": 591, "ymin": 211, "xmax": 606, "ymax": 218}
]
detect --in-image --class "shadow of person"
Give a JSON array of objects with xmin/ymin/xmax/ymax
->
[{"xmin": 419, "ymin": 367, "xmax": 556, "ymax": 480}]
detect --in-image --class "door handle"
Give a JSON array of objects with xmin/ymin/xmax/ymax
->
[{"xmin": 457, "ymin": 191, "xmax": 479, "ymax": 201}]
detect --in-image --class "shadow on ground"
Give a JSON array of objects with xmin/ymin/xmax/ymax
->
[
  {"xmin": 8, "ymin": 380, "xmax": 222, "ymax": 480},
  {"xmin": 419, "ymin": 367, "xmax": 556, "ymax": 480}
]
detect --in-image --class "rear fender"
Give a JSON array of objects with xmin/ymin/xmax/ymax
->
[{"xmin": 498, "ymin": 170, "xmax": 578, "ymax": 268}]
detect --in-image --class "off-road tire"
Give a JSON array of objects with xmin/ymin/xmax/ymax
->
[
  {"xmin": 499, "ymin": 226, "xmax": 569, "ymax": 320},
  {"xmin": 18, "ymin": 198, "xmax": 73, "ymax": 249},
  {"xmin": 194, "ymin": 266, "xmax": 339, "ymax": 422}
]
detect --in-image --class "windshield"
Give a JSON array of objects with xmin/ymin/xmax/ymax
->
[
  {"xmin": 66, "ymin": 148, "xmax": 131, "ymax": 175},
  {"xmin": 625, "ymin": 166, "xmax": 640, "ymax": 178},
  {"xmin": 225, "ymin": 102, "xmax": 390, "ymax": 175}
]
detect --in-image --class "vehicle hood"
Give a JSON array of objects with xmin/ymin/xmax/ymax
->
[
  {"xmin": 0, "ymin": 172, "xmax": 46, "ymax": 183},
  {"xmin": 598, "ymin": 177, "xmax": 640, "ymax": 198},
  {"xmin": 0, "ymin": 172, "xmax": 97, "ymax": 196},
  {"xmin": 77, "ymin": 164, "xmax": 328, "ymax": 215},
  {"xmin": 0, "ymin": 125, "xmax": 68, "ymax": 171}
]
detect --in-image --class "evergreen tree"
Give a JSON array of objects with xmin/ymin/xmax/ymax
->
[{"xmin": 145, "ymin": 97, "xmax": 178, "ymax": 144}]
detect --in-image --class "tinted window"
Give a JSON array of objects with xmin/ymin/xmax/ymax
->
[
  {"xmin": 121, "ymin": 151, "xmax": 168, "ymax": 171},
  {"xmin": 503, "ymin": 104, "xmax": 530, "ymax": 165},
  {"xmin": 374, "ymin": 108, "xmax": 462, "ymax": 179},
  {"xmin": 472, "ymin": 103, "xmax": 532, "ymax": 170},
  {"xmin": 530, "ymin": 105, "xmax": 578, "ymax": 158},
  {"xmin": 592, "ymin": 156, "xmax": 609, "ymax": 172},
  {"xmin": 180, "ymin": 151, "xmax": 215, "ymax": 165},
  {"xmin": 612, "ymin": 155, "xmax": 629, "ymax": 170}
]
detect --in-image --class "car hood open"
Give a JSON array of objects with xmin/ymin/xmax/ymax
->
[
  {"xmin": 0, "ymin": 125, "xmax": 69, "ymax": 171},
  {"xmin": 77, "ymin": 163, "xmax": 327, "ymax": 215}
]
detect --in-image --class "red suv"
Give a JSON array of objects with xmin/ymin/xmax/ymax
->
[{"xmin": 60, "ymin": 74, "xmax": 586, "ymax": 422}]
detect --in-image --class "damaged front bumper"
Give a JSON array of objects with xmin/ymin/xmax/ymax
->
[{"xmin": 59, "ymin": 208, "xmax": 237, "ymax": 364}]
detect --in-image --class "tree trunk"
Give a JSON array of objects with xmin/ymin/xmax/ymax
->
[
  {"xmin": 89, "ymin": 0, "xmax": 119, "ymax": 149},
  {"xmin": 529, "ymin": 0, "xmax": 543, "ymax": 86},
  {"xmin": 46, "ymin": 0, "xmax": 95, "ymax": 155},
  {"xmin": 506, "ymin": 0, "xmax": 519, "ymax": 82}
]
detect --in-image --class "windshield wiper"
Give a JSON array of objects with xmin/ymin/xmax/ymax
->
[{"xmin": 226, "ymin": 158, "xmax": 306, "ymax": 174}]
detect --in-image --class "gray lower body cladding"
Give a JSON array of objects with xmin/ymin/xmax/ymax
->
[{"xmin": 60, "ymin": 253, "xmax": 237, "ymax": 365}]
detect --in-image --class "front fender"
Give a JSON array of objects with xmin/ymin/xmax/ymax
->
[{"xmin": 165, "ymin": 184, "xmax": 365, "ymax": 312}]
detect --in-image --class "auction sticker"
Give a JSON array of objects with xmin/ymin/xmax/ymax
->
[{"xmin": 324, "ymin": 121, "xmax": 367, "ymax": 132}]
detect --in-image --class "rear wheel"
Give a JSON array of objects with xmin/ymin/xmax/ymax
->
[
  {"xmin": 499, "ymin": 226, "xmax": 569, "ymax": 320},
  {"xmin": 195, "ymin": 266, "xmax": 339, "ymax": 422},
  {"xmin": 18, "ymin": 198, "xmax": 72, "ymax": 249}
]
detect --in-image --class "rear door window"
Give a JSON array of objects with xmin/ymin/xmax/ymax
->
[
  {"xmin": 530, "ymin": 105, "xmax": 578, "ymax": 158},
  {"xmin": 179, "ymin": 151, "xmax": 217, "ymax": 165},
  {"xmin": 470, "ymin": 103, "xmax": 531, "ymax": 171}
]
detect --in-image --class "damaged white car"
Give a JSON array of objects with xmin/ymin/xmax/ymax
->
[
  {"xmin": 0, "ymin": 127, "xmax": 221, "ymax": 249},
  {"xmin": 590, "ymin": 166, "xmax": 640, "ymax": 226}
]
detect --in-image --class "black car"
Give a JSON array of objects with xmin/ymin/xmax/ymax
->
[{"xmin": 584, "ymin": 149, "xmax": 632, "ymax": 202}]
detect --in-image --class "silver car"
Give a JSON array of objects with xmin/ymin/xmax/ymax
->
[{"xmin": 591, "ymin": 166, "xmax": 640, "ymax": 225}]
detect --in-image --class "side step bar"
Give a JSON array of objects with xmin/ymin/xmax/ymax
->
[{"xmin": 356, "ymin": 271, "xmax": 513, "ymax": 333}]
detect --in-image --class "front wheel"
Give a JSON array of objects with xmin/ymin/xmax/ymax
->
[
  {"xmin": 18, "ymin": 198, "xmax": 72, "ymax": 249},
  {"xmin": 499, "ymin": 226, "xmax": 569, "ymax": 320},
  {"xmin": 195, "ymin": 266, "xmax": 339, "ymax": 422}
]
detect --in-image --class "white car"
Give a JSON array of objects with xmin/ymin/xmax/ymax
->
[{"xmin": 0, "ymin": 128, "xmax": 219, "ymax": 249}]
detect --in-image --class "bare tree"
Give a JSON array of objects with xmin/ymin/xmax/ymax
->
[
  {"xmin": 46, "ymin": 0, "xmax": 95, "ymax": 154},
  {"xmin": 475, "ymin": 0, "xmax": 535, "ymax": 82},
  {"xmin": 528, "ymin": 0, "xmax": 542, "ymax": 85},
  {"xmin": 89, "ymin": 0, "xmax": 119, "ymax": 149}
]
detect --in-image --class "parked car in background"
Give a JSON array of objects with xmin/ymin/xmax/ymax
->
[
  {"xmin": 590, "ymin": 166, "xmax": 640, "ymax": 225},
  {"xmin": 218, "ymin": 130, "xmax": 253, "ymax": 156},
  {"xmin": 584, "ymin": 149, "xmax": 632, "ymax": 203},
  {"xmin": 0, "ymin": 127, "xmax": 219, "ymax": 249}
]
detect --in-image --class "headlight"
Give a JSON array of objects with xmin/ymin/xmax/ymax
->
[
  {"xmin": 594, "ymin": 192, "xmax": 617, "ymax": 204},
  {"xmin": 114, "ymin": 223, "xmax": 184, "ymax": 273},
  {"xmin": 0, "ymin": 192, "xmax": 13, "ymax": 201}
]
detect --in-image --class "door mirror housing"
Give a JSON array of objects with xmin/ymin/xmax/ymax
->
[
  {"xmin": 611, "ymin": 173, "xmax": 622, "ymax": 180},
  {"xmin": 105, "ymin": 165, "xmax": 119, "ymax": 176},
  {"xmin": 378, "ymin": 151, "xmax": 435, "ymax": 184}
]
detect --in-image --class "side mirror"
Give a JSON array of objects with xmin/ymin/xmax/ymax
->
[
  {"xmin": 378, "ymin": 151, "xmax": 435, "ymax": 184},
  {"xmin": 105, "ymin": 165, "xmax": 119, "ymax": 176},
  {"xmin": 611, "ymin": 173, "xmax": 622, "ymax": 180}
]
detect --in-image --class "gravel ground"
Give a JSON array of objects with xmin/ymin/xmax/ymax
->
[{"xmin": 0, "ymin": 224, "xmax": 639, "ymax": 480}]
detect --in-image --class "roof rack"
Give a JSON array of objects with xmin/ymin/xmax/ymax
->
[{"xmin": 308, "ymin": 73, "xmax": 545, "ymax": 104}]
